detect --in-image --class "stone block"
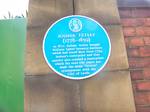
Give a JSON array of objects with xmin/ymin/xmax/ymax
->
[
  {"xmin": 25, "ymin": 25, "xmax": 128, "ymax": 75},
  {"xmin": 80, "ymin": 71, "xmax": 136, "ymax": 112},
  {"xmin": 105, "ymin": 25, "xmax": 129, "ymax": 71},
  {"xmin": 25, "ymin": 71, "xmax": 136, "ymax": 112},
  {"xmin": 28, "ymin": 0, "xmax": 73, "ymax": 27},
  {"xmin": 25, "ymin": 75, "xmax": 80, "ymax": 112},
  {"xmin": 74, "ymin": 0, "xmax": 120, "ymax": 25},
  {"xmin": 25, "ymin": 27, "xmax": 55, "ymax": 75}
]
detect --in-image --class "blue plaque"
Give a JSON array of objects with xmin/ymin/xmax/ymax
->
[{"xmin": 43, "ymin": 15, "xmax": 111, "ymax": 80}]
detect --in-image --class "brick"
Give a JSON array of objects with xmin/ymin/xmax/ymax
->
[
  {"xmin": 123, "ymin": 27, "xmax": 135, "ymax": 37},
  {"xmin": 119, "ymin": 9, "xmax": 132, "ymax": 18},
  {"xmin": 121, "ymin": 18, "xmax": 136, "ymax": 27},
  {"xmin": 124, "ymin": 38, "xmax": 129, "ymax": 47},
  {"xmin": 127, "ymin": 48, "xmax": 139, "ymax": 57},
  {"xmin": 132, "ymin": 8, "xmax": 150, "ymax": 18},
  {"xmin": 136, "ymin": 27, "xmax": 145, "ymax": 36},
  {"xmin": 144, "ymin": 18, "xmax": 150, "ymax": 26},
  {"xmin": 129, "ymin": 38, "xmax": 144, "ymax": 47},
  {"xmin": 136, "ymin": 18, "xmax": 146, "ymax": 26},
  {"xmin": 129, "ymin": 58, "xmax": 150, "ymax": 68},
  {"xmin": 143, "ymin": 68, "xmax": 150, "ymax": 79},
  {"xmin": 144, "ymin": 37, "xmax": 150, "ymax": 45},
  {"xmin": 136, "ymin": 27, "xmax": 150, "ymax": 36},
  {"xmin": 130, "ymin": 70, "xmax": 143, "ymax": 80},
  {"xmin": 137, "ymin": 107, "xmax": 150, "ymax": 112},
  {"xmin": 135, "ymin": 93, "xmax": 150, "ymax": 105},
  {"xmin": 132, "ymin": 82, "xmax": 137, "ymax": 93},
  {"xmin": 139, "ymin": 47, "xmax": 150, "ymax": 57},
  {"xmin": 121, "ymin": 18, "xmax": 145, "ymax": 27},
  {"xmin": 136, "ymin": 81, "xmax": 150, "ymax": 91}
]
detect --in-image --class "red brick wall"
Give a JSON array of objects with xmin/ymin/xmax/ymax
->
[{"xmin": 119, "ymin": 8, "xmax": 150, "ymax": 112}]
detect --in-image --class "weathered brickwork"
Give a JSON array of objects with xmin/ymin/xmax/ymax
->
[{"xmin": 119, "ymin": 7, "xmax": 150, "ymax": 112}]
